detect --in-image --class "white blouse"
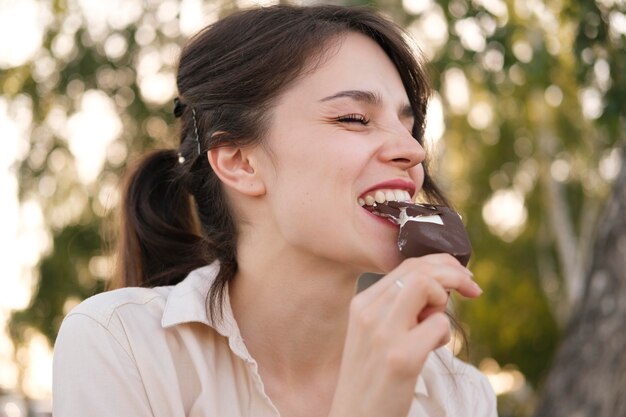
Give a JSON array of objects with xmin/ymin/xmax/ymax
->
[{"xmin": 53, "ymin": 262, "xmax": 498, "ymax": 416}]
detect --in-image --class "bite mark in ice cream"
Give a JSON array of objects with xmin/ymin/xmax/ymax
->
[{"xmin": 368, "ymin": 201, "xmax": 472, "ymax": 266}]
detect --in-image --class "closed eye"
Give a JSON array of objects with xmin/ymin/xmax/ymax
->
[{"xmin": 335, "ymin": 113, "xmax": 370, "ymax": 125}]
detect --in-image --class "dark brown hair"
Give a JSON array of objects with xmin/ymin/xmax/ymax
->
[{"xmin": 116, "ymin": 5, "xmax": 449, "ymax": 319}]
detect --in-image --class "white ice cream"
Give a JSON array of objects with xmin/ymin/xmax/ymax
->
[{"xmin": 398, "ymin": 207, "xmax": 444, "ymax": 227}]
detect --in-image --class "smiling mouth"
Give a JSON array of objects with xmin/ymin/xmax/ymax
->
[{"xmin": 358, "ymin": 188, "xmax": 412, "ymax": 224}]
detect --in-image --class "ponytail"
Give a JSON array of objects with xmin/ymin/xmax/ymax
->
[{"xmin": 115, "ymin": 149, "xmax": 212, "ymax": 288}]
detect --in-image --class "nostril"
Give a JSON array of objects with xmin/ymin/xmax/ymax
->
[{"xmin": 392, "ymin": 158, "xmax": 412, "ymax": 165}]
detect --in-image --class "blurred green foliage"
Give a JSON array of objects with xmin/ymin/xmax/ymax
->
[{"xmin": 3, "ymin": 0, "xmax": 624, "ymax": 415}]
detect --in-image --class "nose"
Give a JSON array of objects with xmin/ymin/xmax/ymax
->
[{"xmin": 378, "ymin": 126, "xmax": 426, "ymax": 170}]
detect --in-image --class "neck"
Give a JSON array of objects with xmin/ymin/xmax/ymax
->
[{"xmin": 230, "ymin": 240, "xmax": 359, "ymax": 384}]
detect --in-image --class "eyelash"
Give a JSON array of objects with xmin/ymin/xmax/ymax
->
[{"xmin": 335, "ymin": 113, "xmax": 370, "ymax": 125}]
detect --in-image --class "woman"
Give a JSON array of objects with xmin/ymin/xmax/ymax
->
[{"xmin": 53, "ymin": 5, "xmax": 496, "ymax": 417}]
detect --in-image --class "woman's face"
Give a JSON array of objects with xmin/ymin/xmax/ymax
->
[{"xmin": 254, "ymin": 32, "xmax": 426, "ymax": 274}]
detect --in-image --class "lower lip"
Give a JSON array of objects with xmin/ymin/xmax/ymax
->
[{"xmin": 362, "ymin": 207, "xmax": 399, "ymax": 228}]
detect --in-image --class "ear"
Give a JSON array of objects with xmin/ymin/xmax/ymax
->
[{"xmin": 207, "ymin": 144, "xmax": 266, "ymax": 197}]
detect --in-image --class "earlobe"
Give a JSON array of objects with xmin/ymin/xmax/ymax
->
[{"xmin": 207, "ymin": 145, "xmax": 266, "ymax": 197}]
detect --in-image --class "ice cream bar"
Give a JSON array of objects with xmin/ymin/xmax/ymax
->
[{"xmin": 373, "ymin": 201, "xmax": 472, "ymax": 266}]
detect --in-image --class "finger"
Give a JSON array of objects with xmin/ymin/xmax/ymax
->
[
  {"xmin": 383, "ymin": 312, "xmax": 451, "ymax": 377},
  {"xmin": 355, "ymin": 271, "xmax": 447, "ymax": 332},
  {"xmin": 425, "ymin": 264, "xmax": 481, "ymax": 298},
  {"xmin": 413, "ymin": 252, "xmax": 470, "ymax": 269},
  {"xmin": 359, "ymin": 253, "xmax": 471, "ymax": 303},
  {"xmin": 349, "ymin": 276, "xmax": 409, "ymax": 333},
  {"xmin": 355, "ymin": 271, "xmax": 402, "ymax": 304},
  {"xmin": 387, "ymin": 275, "xmax": 449, "ymax": 330},
  {"xmin": 354, "ymin": 255, "xmax": 480, "ymax": 329},
  {"xmin": 355, "ymin": 258, "xmax": 437, "ymax": 303},
  {"xmin": 367, "ymin": 277, "xmax": 405, "ymax": 318},
  {"xmin": 398, "ymin": 256, "xmax": 481, "ymax": 298},
  {"xmin": 416, "ymin": 303, "xmax": 449, "ymax": 323},
  {"xmin": 410, "ymin": 253, "xmax": 474, "ymax": 279},
  {"xmin": 404, "ymin": 312, "xmax": 451, "ymax": 371}
]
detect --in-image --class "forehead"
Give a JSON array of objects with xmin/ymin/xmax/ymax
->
[{"xmin": 277, "ymin": 32, "xmax": 410, "ymax": 109}]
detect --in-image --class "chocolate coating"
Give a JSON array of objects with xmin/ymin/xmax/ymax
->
[{"xmin": 374, "ymin": 201, "xmax": 472, "ymax": 266}]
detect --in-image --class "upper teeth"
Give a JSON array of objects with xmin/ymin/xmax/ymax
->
[{"xmin": 358, "ymin": 189, "xmax": 412, "ymax": 206}]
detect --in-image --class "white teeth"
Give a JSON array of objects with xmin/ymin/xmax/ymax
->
[
  {"xmin": 374, "ymin": 190, "xmax": 386, "ymax": 204},
  {"xmin": 359, "ymin": 188, "xmax": 413, "ymax": 206}
]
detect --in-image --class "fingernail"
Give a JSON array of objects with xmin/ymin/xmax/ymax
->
[{"xmin": 471, "ymin": 281, "xmax": 483, "ymax": 295}]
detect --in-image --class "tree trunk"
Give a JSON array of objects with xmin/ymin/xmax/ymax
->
[{"xmin": 534, "ymin": 141, "xmax": 626, "ymax": 417}]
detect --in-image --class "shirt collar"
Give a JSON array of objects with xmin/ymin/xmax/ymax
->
[
  {"xmin": 161, "ymin": 262, "xmax": 237, "ymax": 338},
  {"xmin": 415, "ymin": 373, "xmax": 428, "ymax": 396},
  {"xmin": 161, "ymin": 262, "xmax": 255, "ymax": 362},
  {"xmin": 413, "ymin": 350, "xmax": 453, "ymax": 399},
  {"xmin": 162, "ymin": 261, "xmax": 430, "ymax": 395}
]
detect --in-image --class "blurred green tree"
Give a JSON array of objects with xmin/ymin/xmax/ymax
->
[{"xmin": 3, "ymin": 0, "xmax": 624, "ymax": 415}]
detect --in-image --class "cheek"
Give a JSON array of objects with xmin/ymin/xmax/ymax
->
[{"xmin": 269, "ymin": 170, "xmax": 351, "ymax": 250}]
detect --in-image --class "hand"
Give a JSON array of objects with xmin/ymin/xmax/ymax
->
[{"xmin": 328, "ymin": 254, "xmax": 481, "ymax": 417}]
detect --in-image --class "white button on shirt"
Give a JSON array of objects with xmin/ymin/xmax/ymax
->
[{"xmin": 53, "ymin": 262, "xmax": 498, "ymax": 417}]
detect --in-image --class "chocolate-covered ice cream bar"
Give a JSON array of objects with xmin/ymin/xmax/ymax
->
[{"xmin": 372, "ymin": 201, "xmax": 472, "ymax": 266}]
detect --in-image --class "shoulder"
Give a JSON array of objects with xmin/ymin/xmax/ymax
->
[
  {"xmin": 53, "ymin": 287, "xmax": 174, "ymax": 416},
  {"xmin": 57, "ymin": 263, "xmax": 220, "ymax": 344},
  {"xmin": 54, "ymin": 286, "xmax": 176, "ymax": 369},
  {"xmin": 66, "ymin": 286, "xmax": 172, "ymax": 328}
]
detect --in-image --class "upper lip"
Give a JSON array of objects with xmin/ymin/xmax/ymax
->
[{"xmin": 359, "ymin": 179, "xmax": 417, "ymax": 199}]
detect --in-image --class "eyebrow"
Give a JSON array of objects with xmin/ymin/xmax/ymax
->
[{"xmin": 319, "ymin": 89, "xmax": 415, "ymax": 119}]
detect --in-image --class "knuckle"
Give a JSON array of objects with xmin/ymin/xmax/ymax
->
[
  {"xmin": 401, "ymin": 258, "xmax": 436, "ymax": 281},
  {"xmin": 370, "ymin": 328, "xmax": 390, "ymax": 349},
  {"xmin": 424, "ymin": 253, "xmax": 457, "ymax": 266},
  {"xmin": 431, "ymin": 313, "xmax": 452, "ymax": 339},
  {"xmin": 349, "ymin": 295, "xmax": 366, "ymax": 316},
  {"xmin": 359, "ymin": 311, "xmax": 377, "ymax": 328},
  {"xmin": 352, "ymin": 308, "xmax": 377, "ymax": 330},
  {"xmin": 434, "ymin": 287, "xmax": 450, "ymax": 305},
  {"xmin": 402, "ymin": 257, "xmax": 424, "ymax": 269},
  {"xmin": 405, "ymin": 273, "xmax": 430, "ymax": 291},
  {"xmin": 442, "ymin": 328, "xmax": 452, "ymax": 345},
  {"xmin": 385, "ymin": 348, "xmax": 414, "ymax": 377},
  {"xmin": 442, "ymin": 253, "xmax": 461, "ymax": 266},
  {"xmin": 433, "ymin": 311, "xmax": 451, "ymax": 326},
  {"xmin": 411, "ymin": 277, "xmax": 439, "ymax": 298}
]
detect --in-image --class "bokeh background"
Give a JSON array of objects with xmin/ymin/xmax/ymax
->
[{"xmin": 1, "ymin": 0, "xmax": 624, "ymax": 416}]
